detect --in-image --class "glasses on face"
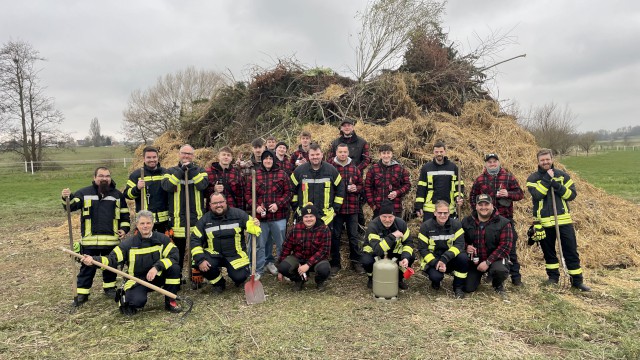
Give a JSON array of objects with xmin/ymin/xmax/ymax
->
[
  {"xmin": 211, "ymin": 200, "xmax": 226, "ymax": 205},
  {"xmin": 180, "ymin": 152, "xmax": 194, "ymax": 155},
  {"xmin": 96, "ymin": 174, "xmax": 111, "ymax": 178},
  {"xmin": 436, "ymin": 211, "xmax": 449, "ymax": 216}
]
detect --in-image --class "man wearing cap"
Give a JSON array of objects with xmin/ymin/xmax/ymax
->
[
  {"xmin": 360, "ymin": 200, "xmax": 414, "ymax": 290},
  {"xmin": 274, "ymin": 141, "xmax": 295, "ymax": 175},
  {"xmin": 415, "ymin": 141, "xmax": 464, "ymax": 220},
  {"xmin": 461, "ymin": 194, "xmax": 513, "ymax": 296},
  {"xmin": 245, "ymin": 150, "xmax": 292, "ymax": 278},
  {"xmin": 364, "ymin": 144, "xmax": 411, "ymax": 217},
  {"xmin": 526, "ymin": 148, "xmax": 590, "ymax": 291},
  {"xmin": 277, "ymin": 203, "xmax": 331, "ymax": 291},
  {"xmin": 205, "ymin": 146, "xmax": 245, "ymax": 210},
  {"xmin": 290, "ymin": 143, "xmax": 345, "ymax": 226},
  {"xmin": 417, "ymin": 200, "xmax": 468, "ymax": 298},
  {"xmin": 469, "ymin": 153, "xmax": 524, "ymax": 286}
]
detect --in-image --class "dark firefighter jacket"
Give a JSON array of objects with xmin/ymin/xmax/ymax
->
[
  {"xmin": 526, "ymin": 165, "xmax": 576, "ymax": 227},
  {"xmin": 417, "ymin": 217, "xmax": 465, "ymax": 269},
  {"xmin": 363, "ymin": 216, "xmax": 413, "ymax": 261},
  {"xmin": 290, "ymin": 161, "xmax": 345, "ymax": 225},
  {"xmin": 124, "ymin": 164, "xmax": 169, "ymax": 223},
  {"xmin": 161, "ymin": 162, "xmax": 209, "ymax": 238},
  {"xmin": 415, "ymin": 157, "xmax": 464, "ymax": 214}
]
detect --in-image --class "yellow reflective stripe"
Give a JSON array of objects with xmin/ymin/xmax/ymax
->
[
  {"xmin": 129, "ymin": 245, "xmax": 162, "ymax": 276},
  {"xmin": 114, "ymin": 246, "xmax": 124, "ymax": 262},
  {"xmin": 449, "ymin": 246, "xmax": 460, "ymax": 256},
  {"xmin": 527, "ymin": 181, "xmax": 549, "ymax": 196},
  {"xmin": 124, "ymin": 280, "xmax": 136, "ymax": 291},
  {"xmin": 562, "ymin": 188, "xmax": 573, "ymax": 200},
  {"xmin": 363, "ymin": 245, "xmax": 373, "ymax": 253},
  {"xmin": 230, "ymin": 257, "xmax": 250, "ymax": 269},
  {"xmin": 369, "ymin": 233, "xmax": 381, "ymax": 241},
  {"xmin": 379, "ymin": 239, "xmax": 391, "ymax": 252},
  {"xmin": 192, "ymin": 246, "xmax": 204, "ymax": 256},
  {"xmin": 195, "ymin": 189, "xmax": 203, "ymax": 219},
  {"xmin": 334, "ymin": 174, "xmax": 342, "ymax": 186},
  {"xmin": 165, "ymin": 278, "xmax": 181, "ymax": 285},
  {"xmin": 415, "ymin": 197, "xmax": 425, "ymax": 203},
  {"xmin": 334, "ymin": 196, "xmax": 344, "ymax": 204},
  {"xmin": 546, "ymin": 263, "xmax": 560, "ymax": 269},
  {"xmin": 540, "ymin": 213, "xmax": 572, "ymax": 227},
  {"xmin": 402, "ymin": 229, "xmax": 410, "ymax": 241},
  {"xmin": 161, "ymin": 258, "xmax": 172, "ymax": 269},
  {"xmin": 422, "ymin": 253, "xmax": 435, "ymax": 268},
  {"xmin": 193, "ymin": 227, "xmax": 203, "ymax": 238},
  {"xmin": 172, "ymin": 190, "xmax": 181, "ymax": 229},
  {"xmin": 418, "ymin": 233, "xmax": 429, "ymax": 243},
  {"xmin": 232, "ymin": 232, "xmax": 249, "ymax": 269},
  {"xmin": 103, "ymin": 281, "xmax": 116, "ymax": 288},
  {"xmin": 290, "ymin": 173, "xmax": 299, "ymax": 186},
  {"xmin": 324, "ymin": 181, "xmax": 331, "ymax": 209},
  {"xmin": 402, "ymin": 246, "xmax": 413, "ymax": 255},
  {"xmin": 100, "ymin": 256, "xmax": 109, "ymax": 267},
  {"xmin": 292, "ymin": 195, "xmax": 298, "ymax": 202},
  {"xmin": 418, "ymin": 181, "xmax": 427, "ymax": 187},
  {"xmin": 568, "ymin": 268, "xmax": 583, "ymax": 275},
  {"xmin": 162, "ymin": 242, "xmax": 176, "ymax": 258},
  {"xmin": 165, "ymin": 173, "xmax": 179, "ymax": 185},
  {"xmin": 81, "ymin": 235, "xmax": 120, "ymax": 247},
  {"xmin": 209, "ymin": 274, "xmax": 223, "ymax": 285},
  {"xmin": 193, "ymin": 172, "xmax": 206, "ymax": 184},
  {"xmin": 77, "ymin": 288, "xmax": 90, "ymax": 295},
  {"xmin": 453, "ymin": 271, "xmax": 467, "ymax": 279}
]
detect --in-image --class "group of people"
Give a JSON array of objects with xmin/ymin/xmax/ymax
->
[{"xmin": 61, "ymin": 118, "xmax": 590, "ymax": 315}]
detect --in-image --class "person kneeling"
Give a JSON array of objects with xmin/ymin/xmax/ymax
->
[
  {"xmin": 277, "ymin": 203, "xmax": 331, "ymax": 292},
  {"xmin": 81, "ymin": 210, "xmax": 181, "ymax": 315}
]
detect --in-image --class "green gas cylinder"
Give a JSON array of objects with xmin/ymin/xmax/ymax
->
[{"xmin": 372, "ymin": 257, "xmax": 398, "ymax": 301}]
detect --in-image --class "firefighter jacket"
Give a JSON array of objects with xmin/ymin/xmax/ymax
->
[
  {"xmin": 245, "ymin": 162, "xmax": 292, "ymax": 222},
  {"xmin": 94, "ymin": 231, "xmax": 180, "ymax": 291},
  {"xmin": 205, "ymin": 162, "xmax": 245, "ymax": 210},
  {"xmin": 279, "ymin": 221, "xmax": 331, "ymax": 268},
  {"xmin": 190, "ymin": 207, "xmax": 261, "ymax": 270},
  {"xmin": 331, "ymin": 157, "xmax": 363, "ymax": 214},
  {"xmin": 526, "ymin": 165, "xmax": 576, "ymax": 227},
  {"xmin": 62, "ymin": 181, "xmax": 130, "ymax": 248},
  {"xmin": 363, "ymin": 216, "xmax": 413, "ymax": 261},
  {"xmin": 290, "ymin": 161, "xmax": 345, "ymax": 225},
  {"xmin": 327, "ymin": 132, "xmax": 371, "ymax": 171},
  {"xmin": 417, "ymin": 217, "xmax": 465, "ymax": 270},
  {"xmin": 124, "ymin": 164, "xmax": 169, "ymax": 223},
  {"xmin": 415, "ymin": 157, "xmax": 464, "ymax": 214},
  {"xmin": 461, "ymin": 211, "xmax": 513, "ymax": 264},
  {"xmin": 364, "ymin": 159, "xmax": 411, "ymax": 215},
  {"xmin": 161, "ymin": 162, "xmax": 209, "ymax": 238},
  {"xmin": 469, "ymin": 167, "xmax": 523, "ymax": 219}
]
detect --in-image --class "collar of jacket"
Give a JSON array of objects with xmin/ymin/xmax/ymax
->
[
  {"xmin": 379, "ymin": 159, "xmax": 399, "ymax": 167},
  {"xmin": 92, "ymin": 180, "xmax": 117, "ymax": 190},
  {"xmin": 470, "ymin": 209, "xmax": 499, "ymax": 224},
  {"xmin": 431, "ymin": 156, "xmax": 450, "ymax": 166},
  {"xmin": 333, "ymin": 156, "xmax": 352, "ymax": 166},
  {"xmin": 211, "ymin": 161, "xmax": 232, "ymax": 172},
  {"xmin": 339, "ymin": 131, "xmax": 359, "ymax": 142},
  {"xmin": 143, "ymin": 163, "xmax": 163, "ymax": 173},
  {"xmin": 260, "ymin": 161, "xmax": 280, "ymax": 172},
  {"xmin": 537, "ymin": 164, "xmax": 556, "ymax": 174}
]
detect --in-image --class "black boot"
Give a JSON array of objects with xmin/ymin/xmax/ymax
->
[
  {"xmin": 211, "ymin": 278, "xmax": 226, "ymax": 294},
  {"xmin": 454, "ymin": 287, "xmax": 465, "ymax": 299},
  {"xmin": 431, "ymin": 281, "xmax": 441, "ymax": 290},
  {"xmin": 367, "ymin": 276, "xmax": 373, "ymax": 289},
  {"xmin": 73, "ymin": 294, "xmax": 89, "ymax": 307},
  {"xmin": 571, "ymin": 275, "xmax": 591, "ymax": 292}
]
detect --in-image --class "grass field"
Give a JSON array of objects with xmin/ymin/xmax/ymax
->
[
  {"xmin": 560, "ymin": 150, "xmax": 640, "ymax": 204},
  {"xmin": 1, "ymin": 147, "xmax": 640, "ymax": 359}
]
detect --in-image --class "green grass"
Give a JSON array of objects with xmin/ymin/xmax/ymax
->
[{"xmin": 560, "ymin": 150, "xmax": 640, "ymax": 204}]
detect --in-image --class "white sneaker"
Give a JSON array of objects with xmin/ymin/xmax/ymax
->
[
  {"xmin": 254, "ymin": 273, "xmax": 261, "ymax": 281},
  {"xmin": 266, "ymin": 263, "xmax": 278, "ymax": 275}
]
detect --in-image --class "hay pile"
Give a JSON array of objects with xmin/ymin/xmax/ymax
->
[{"xmin": 140, "ymin": 100, "xmax": 640, "ymax": 269}]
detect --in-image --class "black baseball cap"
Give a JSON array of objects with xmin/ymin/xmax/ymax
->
[
  {"xmin": 484, "ymin": 153, "xmax": 499, "ymax": 161},
  {"xmin": 476, "ymin": 194, "xmax": 492, "ymax": 204}
]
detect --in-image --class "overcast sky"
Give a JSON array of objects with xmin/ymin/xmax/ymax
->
[{"xmin": 2, "ymin": 1, "xmax": 638, "ymax": 139}]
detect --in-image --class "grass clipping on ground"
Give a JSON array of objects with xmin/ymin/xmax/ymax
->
[{"xmin": 142, "ymin": 100, "xmax": 640, "ymax": 269}]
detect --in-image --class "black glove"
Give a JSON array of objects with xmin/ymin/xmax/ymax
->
[{"xmin": 550, "ymin": 179, "xmax": 561, "ymax": 190}]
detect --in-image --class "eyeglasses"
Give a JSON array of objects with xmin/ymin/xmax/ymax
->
[
  {"xmin": 180, "ymin": 152, "xmax": 194, "ymax": 155},
  {"xmin": 211, "ymin": 200, "xmax": 226, "ymax": 205},
  {"xmin": 436, "ymin": 211, "xmax": 449, "ymax": 216},
  {"xmin": 96, "ymin": 174, "xmax": 111, "ymax": 178}
]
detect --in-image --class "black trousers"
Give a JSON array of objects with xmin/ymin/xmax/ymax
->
[
  {"xmin": 360, "ymin": 252, "xmax": 415, "ymax": 279},
  {"xmin": 464, "ymin": 259, "xmax": 509, "ymax": 293},
  {"xmin": 172, "ymin": 236, "xmax": 187, "ymax": 272},
  {"xmin": 125, "ymin": 263, "xmax": 181, "ymax": 308},
  {"xmin": 541, "ymin": 224, "xmax": 582, "ymax": 280},
  {"xmin": 153, "ymin": 221, "xmax": 169, "ymax": 234},
  {"xmin": 508, "ymin": 218, "xmax": 521, "ymax": 280},
  {"xmin": 331, "ymin": 213, "xmax": 362, "ymax": 267},
  {"xmin": 77, "ymin": 247, "xmax": 117, "ymax": 295},
  {"xmin": 423, "ymin": 253, "xmax": 469, "ymax": 289},
  {"xmin": 200, "ymin": 253, "xmax": 249, "ymax": 286},
  {"xmin": 277, "ymin": 255, "xmax": 330, "ymax": 284}
]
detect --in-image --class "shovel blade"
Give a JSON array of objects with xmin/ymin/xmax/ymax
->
[{"xmin": 244, "ymin": 275, "xmax": 266, "ymax": 305}]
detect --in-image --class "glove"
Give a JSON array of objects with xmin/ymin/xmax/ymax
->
[
  {"xmin": 73, "ymin": 242, "xmax": 81, "ymax": 253},
  {"xmin": 550, "ymin": 179, "xmax": 561, "ymax": 190},
  {"xmin": 532, "ymin": 223, "xmax": 546, "ymax": 242}
]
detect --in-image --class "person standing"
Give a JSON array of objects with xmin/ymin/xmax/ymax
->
[
  {"xmin": 469, "ymin": 153, "xmax": 524, "ymax": 286},
  {"xmin": 124, "ymin": 146, "xmax": 169, "ymax": 233},
  {"xmin": 274, "ymin": 141, "xmax": 295, "ymax": 175},
  {"xmin": 61, "ymin": 166, "xmax": 130, "ymax": 305},
  {"xmin": 205, "ymin": 146, "xmax": 245, "ymax": 210},
  {"xmin": 161, "ymin": 144, "xmax": 209, "ymax": 272},
  {"xmin": 290, "ymin": 131, "xmax": 312, "ymax": 168},
  {"xmin": 415, "ymin": 141, "xmax": 464, "ymax": 220},
  {"xmin": 364, "ymin": 144, "xmax": 411, "ymax": 217},
  {"xmin": 526, "ymin": 149, "xmax": 590, "ymax": 291}
]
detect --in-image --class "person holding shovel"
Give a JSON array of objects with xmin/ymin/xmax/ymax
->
[
  {"xmin": 526, "ymin": 149, "xmax": 590, "ymax": 291},
  {"xmin": 191, "ymin": 193, "xmax": 261, "ymax": 294},
  {"xmin": 79, "ymin": 210, "xmax": 182, "ymax": 315},
  {"xmin": 61, "ymin": 166, "xmax": 130, "ymax": 306}
]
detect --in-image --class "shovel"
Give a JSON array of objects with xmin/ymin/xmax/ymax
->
[
  {"xmin": 550, "ymin": 187, "xmax": 569, "ymax": 279},
  {"xmin": 65, "ymin": 196, "xmax": 79, "ymax": 311},
  {"xmin": 61, "ymin": 247, "xmax": 194, "ymax": 319},
  {"xmin": 245, "ymin": 169, "xmax": 265, "ymax": 304}
]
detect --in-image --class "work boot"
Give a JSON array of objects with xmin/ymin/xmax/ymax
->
[
  {"xmin": 73, "ymin": 294, "xmax": 89, "ymax": 307},
  {"xmin": 104, "ymin": 288, "xmax": 117, "ymax": 299},
  {"xmin": 211, "ymin": 279, "xmax": 226, "ymax": 294},
  {"xmin": 454, "ymin": 287, "xmax": 465, "ymax": 299},
  {"xmin": 512, "ymin": 277, "xmax": 523, "ymax": 286},
  {"xmin": 494, "ymin": 284, "xmax": 507, "ymax": 297},
  {"xmin": 431, "ymin": 281, "xmax": 441, "ymax": 290},
  {"xmin": 352, "ymin": 262, "xmax": 366, "ymax": 275},
  {"xmin": 266, "ymin": 263, "xmax": 278, "ymax": 276},
  {"xmin": 571, "ymin": 276, "xmax": 591, "ymax": 292},
  {"xmin": 293, "ymin": 280, "xmax": 304, "ymax": 292},
  {"xmin": 398, "ymin": 279, "xmax": 409, "ymax": 290},
  {"xmin": 330, "ymin": 266, "xmax": 341, "ymax": 277},
  {"xmin": 316, "ymin": 281, "xmax": 327, "ymax": 292},
  {"xmin": 367, "ymin": 276, "xmax": 373, "ymax": 289},
  {"xmin": 165, "ymin": 299, "xmax": 183, "ymax": 313},
  {"xmin": 544, "ymin": 277, "xmax": 560, "ymax": 286}
]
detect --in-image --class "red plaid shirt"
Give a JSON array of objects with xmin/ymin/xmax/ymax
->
[
  {"xmin": 279, "ymin": 221, "xmax": 330, "ymax": 267},
  {"xmin": 205, "ymin": 162, "xmax": 245, "ymax": 209},
  {"xmin": 462, "ymin": 212, "xmax": 513, "ymax": 264},
  {"xmin": 290, "ymin": 146, "xmax": 310, "ymax": 167},
  {"xmin": 244, "ymin": 164, "xmax": 292, "ymax": 221},
  {"xmin": 364, "ymin": 160, "xmax": 411, "ymax": 214},
  {"xmin": 469, "ymin": 167, "xmax": 523, "ymax": 219},
  {"xmin": 331, "ymin": 158, "xmax": 363, "ymax": 214},
  {"xmin": 275, "ymin": 154, "xmax": 295, "ymax": 175}
]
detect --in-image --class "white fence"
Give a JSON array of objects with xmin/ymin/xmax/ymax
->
[{"xmin": 0, "ymin": 158, "xmax": 134, "ymax": 174}]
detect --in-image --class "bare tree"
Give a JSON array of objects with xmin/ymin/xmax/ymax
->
[
  {"xmin": 0, "ymin": 40, "xmax": 64, "ymax": 168},
  {"xmin": 575, "ymin": 131, "xmax": 597, "ymax": 156},
  {"xmin": 89, "ymin": 117, "xmax": 102, "ymax": 146},
  {"xmin": 121, "ymin": 66, "xmax": 227, "ymax": 144},
  {"xmin": 352, "ymin": 0, "xmax": 446, "ymax": 82},
  {"xmin": 519, "ymin": 102, "xmax": 577, "ymax": 155}
]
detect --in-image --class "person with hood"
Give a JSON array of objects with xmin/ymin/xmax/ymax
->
[
  {"xmin": 205, "ymin": 146, "xmax": 245, "ymax": 210},
  {"xmin": 415, "ymin": 141, "xmax": 464, "ymax": 220},
  {"xmin": 80, "ymin": 210, "xmax": 182, "ymax": 315},
  {"xmin": 360, "ymin": 200, "xmax": 414, "ymax": 290},
  {"xmin": 277, "ymin": 203, "xmax": 331, "ymax": 291},
  {"xmin": 526, "ymin": 148, "xmax": 590, "ymax": 291},
  {"xmin": 61, "ymin": 166, "xmax": 130, "ymax": 306},
  {"xmin": 245, "ymin": 150, "xmax": 292, "ymax": 278},
  {"xmin": 469, "ymin": 153, "xmax": 525, "ymax": 286},
  {"xmin": 461, "ymin": 194, "xmax": 513, "ymax": 296},
  {"xmin": 124, "ymin": 146, "xmax": 169, "ymax": 233},
  {"xmin": 329, "ymin": 143, "xmax": 365, "ymax": 275},
  {"xmin": 364, "ymin": 144, "xmax": 411, "ymax": 217},
  {"xmin": 161, "ymin": 144, "xmax": 209, "ymax": 273},
  {"xmin": 191, "ymin": 192, "xmax": 261, "ymax": 294},
  {"xmin": 417, "ymin": 200, "xmax": 468, "ymax": 298}
]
